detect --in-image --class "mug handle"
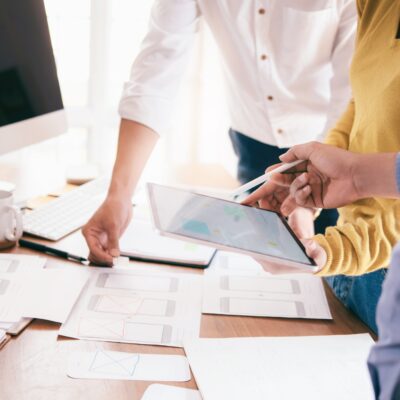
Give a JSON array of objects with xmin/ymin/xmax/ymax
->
[{"xmin": 5, "ymin": 205, "xmax": 23, "ymax": 242}]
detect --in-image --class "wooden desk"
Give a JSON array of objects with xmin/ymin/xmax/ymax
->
[{"xmin": 0, "ymin": 167, "xmax": 373, "ymax": 400}]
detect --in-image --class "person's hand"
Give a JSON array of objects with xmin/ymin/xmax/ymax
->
[
  {"xmin": 243, "ymin": 142, "xmax": 362, "ymax": 215},
  {"xmin": 254, "ymin": 238, "xmax": 327, "ymax": 274},
  {"xmin": 82, "ymin": 195, "xmax": 133, "ymax": 266},
  {"xmin": 287, "ymin": 207, "xmax": 315, "ymax": 239},
  {"xmin": 241, "ymin": 163, "xmax": 298, "ymax": 213}
]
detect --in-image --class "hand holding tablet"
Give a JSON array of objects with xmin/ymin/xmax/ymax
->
[{"xmin": 147, "ymin": 183, "xmax": 319, "ymax": 272}]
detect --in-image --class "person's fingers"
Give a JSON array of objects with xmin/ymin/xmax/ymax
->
[
  {"xmin": 294, "ymin": 185, "xmax": 313, "ymax": 207},
  {"xmin": 107, "ymin": 226, "xmax": 121, "ymax": 258},
  {"xmin": 288, "ymin": 208, "xmax": 315, "ymax": 239},
  {"xmin": 241, "ymin": 182, "xmax": 276, "ymax": 205},
  {"xmin": 289, "ymin": 173, "xmax": 309, "ymax": 196},
  {"xmin": 265, "ymin": 163, "xmax": 284, "ymax": 173},
  {"xmin": 279, "ymin": 142, "xmax": 320, "ymax": 163},
  {"xmin": 301, "ymin": 239, "xmax": 327, "ymax": 269},
  {"xmin": 280, "ymin": 196, "xmax": 298, "ymax": 216},
  {"xmin": 254, "ymin": 258, "xmax": 309, "ymax": 275},
  {"xmin": 241, "ymin": 177, "xmax": 292, "ymax": 206},
  {"xmin": 84, "ymin": 232, "xmax": 113, "ymax": 266},
  {"xmin": 259, "ymin": 197, "xmax": 276, "ymax": 211}
]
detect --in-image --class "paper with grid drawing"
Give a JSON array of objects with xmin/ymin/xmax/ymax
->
[
  {"xmin": 59, "ymin": 266, "xmax": 203, "ymax": 347},
  {"xmin": 0, "ymin": 255, "xmax": 48, "ymax": 323},
  {"xmin": 67, "ymin": 349, "xmax": 190, "ymax": 381},
  {"xmin": 203, "ymin": 253, "xmax": 331, "ymax": 320}
]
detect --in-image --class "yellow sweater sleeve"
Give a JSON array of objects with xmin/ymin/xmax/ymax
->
[
  {"xmin": 324, "ymin": 99, "xmax": 355, "ymax": 150},
  {"xmin": 313, "ymin": 200, "xmax": 400, "ymax": 276}
]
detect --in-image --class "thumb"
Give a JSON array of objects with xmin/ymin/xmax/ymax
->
[
  {"xmin": 107, "ymin": 228, "xmax": 120, "ymax": 257},
  {"xmin": 280, "ymin": 142, "xmax": 319, "ymax": 164}
]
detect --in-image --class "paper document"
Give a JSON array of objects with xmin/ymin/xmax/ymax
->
[
  {"xmin": 208, "ymin": 252, "xmax": 263, "ymax": 273},
  {"xmin": 120, "ymin": 219, "xmax": 215, "ymax": 267},
  {"xmin": 17, "ymin": 269, "xmax": 88, "ymax": 323},
  {"xmin": 184, "ymin": 334, "xmax": 375, "ymax": 400},
  {"xmin": 0, "ymin": 254, "xmax": 46, "ymax": 326},
  {"xmin": 0, "ymin": 268, "xmax": 88, "ymax": 323},
  {"xmin": 68, "ymin": 350, "xmax": 190, "ymax": 381},
  {"xmin": 0, "ymin": 318, "xmax": 31, "ymax": 335},
  {"xmin": 202, "ymin": 268, "xmax": 331, "ymax": 320},
  {"xmin": 0, "ymin": 253, "xmax": 46, "ymax": 272},
  {"xmin": 0, "ymin": 328, "xmax": 10, "ymax": 350},
  {"xmin": 141, "ymin": 384, "xmax": 202, "ymax": 400},
  {"xmin": 60, "ymin": 267, "xmax": 203, "ymax": 347}
]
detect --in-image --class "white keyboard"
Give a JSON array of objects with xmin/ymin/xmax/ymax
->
[{"xmin": 23, "ymin": 177, "xmax": 109, "ymax": 241}]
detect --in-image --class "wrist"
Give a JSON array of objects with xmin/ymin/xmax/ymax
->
[{"xmin": 107, "ymin": 180, "xmax": 134, "ymax": 201}]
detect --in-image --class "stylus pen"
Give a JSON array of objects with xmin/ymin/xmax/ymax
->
[
  {"xmin": 19, "ymin": 238, "xmax": 89, "ymax": 265},
  {"xmin": 231, "ymin": 159, "xmax": 304, "ymax": 198}
]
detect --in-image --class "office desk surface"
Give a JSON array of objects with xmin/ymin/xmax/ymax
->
[
  {"xmin": 0, "ymin": 246, "xmax": 372, "ymax": 400},
  {"xmin": 0, "ymin": 169, "xmax": 373, "ymax": 400}
]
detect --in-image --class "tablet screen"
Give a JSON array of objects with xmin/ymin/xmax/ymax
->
[{"xmin": 148, "ymin": 184, "xmax": 314, "ymax": 266}]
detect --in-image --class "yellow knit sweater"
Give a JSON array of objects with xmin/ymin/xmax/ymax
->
[{"xmin": 315, "ymin": 0, "xmax": 400, "ymax": 276}]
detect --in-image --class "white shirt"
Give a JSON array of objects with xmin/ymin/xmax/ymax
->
[{"xmin": 119, "ymin": 0, "xmax": 356, "ymax": 148}]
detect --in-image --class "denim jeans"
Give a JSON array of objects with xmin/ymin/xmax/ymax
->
[
  {"xmin": 229, "ymin": 128, "xmax": 385, "ymax": 333},
  {"xmin": 325, "ymin": 270, "xmax": 387, "ymax": 334}
]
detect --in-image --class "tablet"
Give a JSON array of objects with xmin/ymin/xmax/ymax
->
[{"xmin": 147, "ymin": 183, "xmax": 318, "ymax": 272}]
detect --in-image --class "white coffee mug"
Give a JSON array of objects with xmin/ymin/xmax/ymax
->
[{"xmin": 0, "ymin": 190, "xmax": 23, "ymax": 249}]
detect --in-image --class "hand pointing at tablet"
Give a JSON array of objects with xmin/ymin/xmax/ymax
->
[{"xmin": 242, "ymin": 142, "xmax": 399, "ymax": 215}]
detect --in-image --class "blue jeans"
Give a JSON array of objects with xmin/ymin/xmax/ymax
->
[
  {"xmin": 325, "ymin": 271, "xmax": 387, "ymax": 334},
  {"xmin": 229, "ymin": 129, "xmax": 385, "ymax": 333}
]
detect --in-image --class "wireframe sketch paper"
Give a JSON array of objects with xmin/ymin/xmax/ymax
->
[
  {"xmin": 0, "ymin": 254, "xmax": 46, "ymax": 272},
  {"xmin": 141, "ymin": 384, "xmax": 202, "ymax": 400},
  {"xmin": 68, "ymin": 350, "xmax": 191, "ymax": 381},
  {"xmin": 184, "ymin": 334, "xmax": 375, "ymax": 400},
  {"xmin": 120, "ymin": 219, "xmax": 215, "ymax": 267},
  {"xmin": 202, "ymin": 268, "xmax": 331, "ymax": 320},
  {"xmin": 0, "ymin": 268, "xmax": 89, "ymax": 323},
  {"xmin": 16, "ymin": 269, "xmax": 89, "ymax": 323},
  {"xmin": 60, "ymin": 267, "xmax": 203, "ymax": 347},
  {"xmin": 0, "ymin": 254, "xmax": 47, "ymax": 323}
]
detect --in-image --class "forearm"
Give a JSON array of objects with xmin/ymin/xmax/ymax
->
[
  {"xmin": 108, "ymin": 119, "xmax": 158, "ymax": 199},
  {"xmin": 354, "ymin": 153, "xmax": 399, "ymax": 199}
]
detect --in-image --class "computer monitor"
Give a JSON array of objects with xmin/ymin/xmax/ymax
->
[{"xmin": 0, "ymin": 0, "xmax": 67, "ymax": 156}]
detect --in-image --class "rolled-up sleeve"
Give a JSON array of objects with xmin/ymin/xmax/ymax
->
[{"xmin": 118, "ymin": 0, "xmax": 201, "ymax": 136}]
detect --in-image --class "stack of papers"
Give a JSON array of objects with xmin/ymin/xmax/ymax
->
[
  {"xmin": 0, "ymin": 328, "xmax": 10, "ymax": 350},
  {"xmin": 0, "ymin": 254, "xmax": 46, "ymax": 334},
  {"xmin": 0, "ymin": 254, "xmax": 89, "ymax": 326},
  {"xmin": 60, "ymin": 266, "xmax": 203, "ymax": 347},
  {"xmin": 184, "ymin": 334, "xmax": 375, "ymax": 400}
]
